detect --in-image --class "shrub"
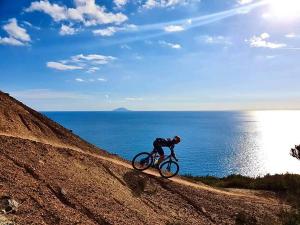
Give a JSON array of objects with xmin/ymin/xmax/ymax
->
[
  {"xmin": 183, "ymin": 173, "xmax": 300, "ymax": 225},
  {"xmin": 280, "ymin": 209, "xmax": 300, "ymax": 225}
]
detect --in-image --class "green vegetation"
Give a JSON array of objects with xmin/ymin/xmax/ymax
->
[
  {"xmin": 279, "ymin": 209, "xmax": 300, "ymax": 225},
  {"xmin": 291, "ymin": 146, "xmax": 300, "ymax": 160},
  {"xmin": 183, "ymin": 173, "xmax": 300, "ymax": 225},
  {"xmin": 183, "ymin": 174, "xmax": 300, "ymax": 203},
  {"xmin": 235, "ymin": 212, "xmax": 258, "ymax": 225}
]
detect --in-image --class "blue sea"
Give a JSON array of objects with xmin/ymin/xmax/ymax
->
[{"xmin": 44, "ymin": 111, "xmax": 300, "ymax": 177}]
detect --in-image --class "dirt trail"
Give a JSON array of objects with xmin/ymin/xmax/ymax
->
[
  {"xmin": 0, "ymin": 91, "xmax": 288, "ymax": 225},
  {"xmin": 0, "ymin": 132, "xmax": 277, "ymax": 201},
  {"xmin": 0, "ymin": 91, "xmax": 279, "ymax": 200}
]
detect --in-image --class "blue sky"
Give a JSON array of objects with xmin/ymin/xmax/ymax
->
[{"xmin": 0, "ymin": 0, "xmax": 300, "ymax": 111}]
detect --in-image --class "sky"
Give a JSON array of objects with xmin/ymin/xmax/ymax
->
[{"xmin": 0, "ymin": 0, "xmax": 300, "ymax": 111}]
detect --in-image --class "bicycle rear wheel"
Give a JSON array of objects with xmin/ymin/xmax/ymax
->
[
  {"xmin": 159, "ymin": 161, "xmax": 179, "ymax": 178},
  {"xmin": 132, "ymin": 152, "xmax": 153, "ymax": 171}
]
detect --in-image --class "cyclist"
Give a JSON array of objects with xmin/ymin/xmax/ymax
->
[{"xmin": 152, "ymin": 136, "xmax": 181, "ymax": 168}]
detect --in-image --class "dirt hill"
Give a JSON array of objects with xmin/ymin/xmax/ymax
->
[{"xmin": 0, "ymin": 91, "xmax": 289, "ymax": 225}]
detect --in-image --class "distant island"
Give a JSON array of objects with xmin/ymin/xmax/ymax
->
[{"xmin": 113, "ymin": 107, "xmax": 131, "ymax": 112}]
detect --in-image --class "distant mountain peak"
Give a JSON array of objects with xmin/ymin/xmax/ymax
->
[{"xmin": 113, "ymin": 107, "xmax": 131, "ymax": 112}]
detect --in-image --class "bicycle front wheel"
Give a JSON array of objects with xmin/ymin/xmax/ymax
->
[
  {"xmin": 159, "ymin": 161, "xmax": 179, "ymax": 178},
  {"xmin": 132, "ymin": 152, "xmax": 153, "ymax": 171}
]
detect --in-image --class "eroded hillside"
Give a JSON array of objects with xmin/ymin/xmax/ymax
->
[{"xmin": 0, "ymin": 91, "xmax": 288, "ymax": 225}]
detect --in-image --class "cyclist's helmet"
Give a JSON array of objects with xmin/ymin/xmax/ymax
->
[{"xmin": 173, "ymin": 135, "xmax": 181, "ymax": 143}]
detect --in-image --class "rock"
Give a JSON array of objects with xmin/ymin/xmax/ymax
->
[
  {"xmin": 201, "ymin": 207, "xmax": 207, "ymax": 214},
  {"xmin": 60, "ymin": 188, "xmax": 67, "ymax": 197},
  {"xmin": 0, "ymin": 197, "xmax": 19, "ymax": 214},
  {"xmin": 0, "ymin": 215, "xmax": 15, "ymax": 225}
]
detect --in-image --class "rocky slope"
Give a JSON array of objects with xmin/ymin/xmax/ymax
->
[{"xmin": 0, "ymin": 91, "xmax": 288, "ymax": 225}]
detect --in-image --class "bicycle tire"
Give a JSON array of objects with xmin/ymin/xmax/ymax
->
[
  {"xmin": 132, "ymin": 152, "xmax": 153, "ymax": 171},
  {"xmin": 159, "ymin": 161, "xmax": 179, "ymax": 178}
]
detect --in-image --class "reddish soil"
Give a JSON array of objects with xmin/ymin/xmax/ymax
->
[{"xmin": 0, "ymin": 91, "xmax": 288, "ymax": 225}]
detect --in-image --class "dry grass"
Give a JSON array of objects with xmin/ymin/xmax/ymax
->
[{"xmin": 184, "ymin": 173, "xmax": 300, "ymax": 225}]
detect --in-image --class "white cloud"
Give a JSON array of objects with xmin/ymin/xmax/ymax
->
[
  {"xmin": 23, "ymin": 21, "xmax": 41, "ymax": 30},
  {"xmin": 246, "ymin": 33, "xmax": 287, "ymax": 49},
  {"xmin": 133, "ymin": 54, "xmax": 143, "ymax": 60},
  {"xmin": 186, "ymin": 19, "xmax": 192, "ymax": 25},
  {"xmin": 75, "ymin": 78, "xmax": 85, "ymax": 82},
  {"xmin": 143, "ymin": 0, "xmax": 158, "ymax": 9},
  {"xmin": 235, "ymin": 0, "xmax": 256, "ymax": 14},
  {"xmin": 75, "ymin": 77, "xmax": 107, "ymax": 82},
  {"xmin": 0, "ymin": 18, "xmax": 31, "ymax": 46},
  {"xmin": 93, "ymin": 26, "xmax": 117, "ymax": 36},
  {"xmin": 71, "ymin": 54, "xmax": 116, "ymax": 64},
  {"xmin": 120, "ymin": 44, "xmax": 131, "ymax": 49},
  {"xmin": 260, "ymin": 32, "xmax": 269, "ymax": 39},
  {"xmin": 285, "ymin": 33, "xmax": 299, "ymax": 38},
  {"xmin": 199, "ymin": 35, "xmax": 232, "ymax": 45},
  {"xmin": 114, "ymin": 0, "xmax": 128, "ymax": 8},
  {"xmin": 159, "ymin": 40, "xmax": 182, "ymax": 49},
  {"xmin": 125, "ymin": 97, "xmax": 143, "ymax": 101},
  {"xmin": 0, "ymin": 37, "xmax": 24, "ymax": 46},
  {"xmin": 164, "ymin": 25, "xmax": 184, "ymax": 32},
  {"xmin": 47, "ymin": 61, "xmax": 83, "ymax": 70},
  {"xmin": 142, "ymin": 0, "xmax": 200, "ymax": 9},
  {"xmin": 47, "ymin": 53, "xmax": 116, "ymax": 72},
  {"xmin": 59, "ymin": 24, "xmax": 78, "ymax": 35},
  {"xmin": 125, "ymin": 24, "xmax": 138, "ymax": 30},
  {"xmin": 25, "ymin": 1, "xmax": 68, "ymax": 21},
  {"xmin": 25, "ymin": 0, "xmax": 128, "ymax": 27},
  {"xmin": 86, "ymin": 66, "xmax": 100, "ymax": 73},
  {"xmin": 4, "ymin": 19, "xmax": 31, "ymax": 42},
  {"xmin": 92, "ymin": 24, "xmax": 137, "ymax": 37},
  {"xmin": 23, "ymin": 21, "xmax": 33, "ymax": 27},
  {"xmin": 237, "ymin": 0, "xmax": 253, "ymax": 5},
  {"xmin": 265, "ymin": 55, "xmax": 277, "ymax": 59}
]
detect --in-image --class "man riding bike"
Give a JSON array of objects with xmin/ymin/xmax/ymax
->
[{"xmin": 152, "ymin": 136, "xmax": 181, "ymax": 168}]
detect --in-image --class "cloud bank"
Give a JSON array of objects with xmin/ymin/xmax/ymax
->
[
  {"xmin": 246, "ymin": 33, "xmax": 287, "ymax": 49},
  {"xmin": 25, "ymin": 0, "xmax": 128, "ymax": 26},
  {"xmin": 47, "ymin": 53, "xmax": 116, "ymax": 72},
  {"xmin": 0, "ymin": 18, "xmax": 31, "ymax": 46}
]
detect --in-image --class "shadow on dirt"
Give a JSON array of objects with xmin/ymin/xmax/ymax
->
[{"xmin": 123, "ymin": 170, "xmax": 157, "ymax": 197}]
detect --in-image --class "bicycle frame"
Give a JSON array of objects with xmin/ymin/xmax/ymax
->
[
  {"xmin": 132, "ymin": 150, "xmax": 180, "ymax": 178},
  {"xmin": 149, "ymin": 151, "xmax": 175, "ymax": 164}
]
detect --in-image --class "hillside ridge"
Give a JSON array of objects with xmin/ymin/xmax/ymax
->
[{"xmin": 0, "ymin": 90, "xmax": 288, "ymax": 225}]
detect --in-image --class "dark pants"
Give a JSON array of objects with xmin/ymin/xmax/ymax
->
[{"xmin": 153, "ymin": 141, "xmax": 164, "ymax": 156}]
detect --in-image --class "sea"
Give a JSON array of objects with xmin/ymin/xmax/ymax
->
[{"xmin": 44, "ymin": 111, "xmax": 300, "ymax": 177}]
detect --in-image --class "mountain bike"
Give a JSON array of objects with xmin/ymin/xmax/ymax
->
[{"xmin": 132, "ymin": 151, "xmax": 180, "ymax": 178}]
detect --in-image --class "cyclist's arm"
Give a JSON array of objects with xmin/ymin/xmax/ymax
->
[
  {"xmin": 169, "ymin": 145, "xmax": 179, "ymax": 161},
  {"xmin": 169, "ymin": 145, "xmax": 175, "ymax": 156}
]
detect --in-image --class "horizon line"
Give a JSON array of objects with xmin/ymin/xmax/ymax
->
[{"xmin": 41, "ymin": 109, "xmax": 300, "ymax": 112}]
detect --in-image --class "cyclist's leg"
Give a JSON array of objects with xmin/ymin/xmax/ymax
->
[
  {"xmin": 156, "ymin": 146, "xmax": 165, "ymax": 165},
  {"xmin": 153, "ymin": 141, "xmax": 164, "ymax": 166}
]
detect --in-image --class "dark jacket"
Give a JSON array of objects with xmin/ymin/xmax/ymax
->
[{"xmin": 154, "ymin": 138, "xmax": 175, "ymax": 151}]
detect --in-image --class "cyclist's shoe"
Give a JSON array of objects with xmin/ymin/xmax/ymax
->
[
  {"xmin": 154, "ymin": 163, "xmax": 160, "ymax": 170},
  {"xmin": 151, "ymin": 163, "xmax": 159, "ymax": 169}
]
